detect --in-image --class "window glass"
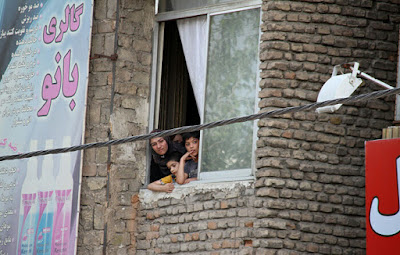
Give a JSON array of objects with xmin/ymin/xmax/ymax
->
[
  {"xmin": 158, "ymin": 0, "xmax": 241, "ymax": 13},
  {"xmin": 201, "ymin": 8, "xmax": 260, "ymax": 172}
]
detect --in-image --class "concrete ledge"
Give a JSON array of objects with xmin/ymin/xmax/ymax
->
[{"xmin": 139, "ymin": 179, "xmax": 254, "ymax": 205}]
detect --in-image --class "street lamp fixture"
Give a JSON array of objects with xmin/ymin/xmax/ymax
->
[{"xmin": 316, "ymin": 62, "xmax": 394, "ymax": 114}]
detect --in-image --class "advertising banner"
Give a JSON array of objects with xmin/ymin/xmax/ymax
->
[
  {"xmin": 366, "ymin": 138, "xmax": 400, "ymax": 254},
  {"xmin": 0, "ymin": 0, "xmax": 93, "ymax": 254}
]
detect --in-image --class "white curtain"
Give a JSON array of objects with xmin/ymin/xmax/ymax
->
[{"xmin": 176, "ymin": 16, "xmax": 207, "ymax": 119}]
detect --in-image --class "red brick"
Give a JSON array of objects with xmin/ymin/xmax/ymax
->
[
  {"xmin": 222, "ymin": 240, "xmax": 234, "ymax": 248},
  {"xmin": 146, "ymin": 212, "xmax": 154, "ymax": 220},
  {"xmin": 220, "ymin": 201, "xmax": 228, "ymax": 209},
  {"xmin": 208, "ymin": 221, "xmax": 217, "ymax": 230},
  {"xmin": 212, "ymin": 242, "xmax": 221, "ymax": 249},
  {"xmin": 146, "ymin": 232, "xmax": 159, "ymax": 240},
  {"xmin": 245, "ymin": 221, "xmax": 254, "ymax": 228},
  {"xmin": 150, "ymin": 224, "xmax": 160, "ymax": 232},
  {"xmin": 245, "ymin": 240, "xmax": 253, "ymax": 247},
  {"xmin": 170, "ymin": 236, "xmax": 178, "ymax": 243},
  {"xmin": 192, "ymin": 233, "xmax": 200, "ymax": 241},
  {"xmin": 131, "ymin": 194, "xmax": 139, "ymax": 204}
]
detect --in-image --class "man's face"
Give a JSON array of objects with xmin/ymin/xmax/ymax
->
[
  {"xmin": 150, "ymin": 137, "xmax": 168, "ymax": 155},
  {"xmin": 172, "ymin": 134, "xmax": 183, "ymax": 144},
  {"xmin": 185, "ymin": 137, "xmax": 199, "ymax": 158}
]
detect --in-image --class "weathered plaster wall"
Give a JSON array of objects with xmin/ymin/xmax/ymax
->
[
  {"xmin": 79, "ymin": 0, "xmax": 400, "ymax": 254},
  {"xmin": 78, "ymin": 0, "xmax": 154, "ymax": 254}
]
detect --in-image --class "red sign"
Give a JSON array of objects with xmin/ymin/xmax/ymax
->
[{"xmin": 366, "ymin": 138, "xmax": 400, "ymax": 254}]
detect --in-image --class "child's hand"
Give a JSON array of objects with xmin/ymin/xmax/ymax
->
[
  {"xmin": 181, "ymin": 151, "xmax": 192, "ymax": 161},
  {"xmin": 188, "ymin": 151, "xmax": 197, "ymax": 161},
  {"xmin": 184, "ymin": 151, "xmax": 197, "ymax": 161},
  {"xmin": 162, "ymin": 183, "xmax": 175, "ymax": 193}
]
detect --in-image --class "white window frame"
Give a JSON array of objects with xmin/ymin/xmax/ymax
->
[
  {"xmin": 148, "ymin": 0, "xmax": 261, "ymax": 184},
  {"xmin": 155, "ymin": 0, "xmax": 261, "ymax": 20},
  {"xmin": 198, "ymin": 6, "xmax": 261, "ymax": 181}
]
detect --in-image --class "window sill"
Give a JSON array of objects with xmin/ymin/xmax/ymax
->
[{"xmin": 139, "ymin": 177, "xmax": 254, "ymax": 205}]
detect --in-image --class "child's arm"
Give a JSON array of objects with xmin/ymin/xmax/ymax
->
[
  {"xmin": 184, "ymin": 177, "xmax": 197, "ymax": 184},
  {"xmin": 147, "ymin": 180, "xmax": 175, "ymax": 193},
  {"xmin": 176, "ymin": 152, "xmax": 190, "ymax": 184}
]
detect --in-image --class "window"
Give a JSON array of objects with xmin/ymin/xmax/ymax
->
[{"xmin": 149, "ymin": 0, "xmax": 261, "ymax": 182}]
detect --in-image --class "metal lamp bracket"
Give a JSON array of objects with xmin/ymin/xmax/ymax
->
[{"xmin": 316, "ymin": 62, "xmax": 394, "ymax": 114}]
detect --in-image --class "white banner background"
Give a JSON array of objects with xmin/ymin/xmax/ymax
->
[{"xmin": 0, "ymin": 0, "xmax": 93, "ymax": 254}]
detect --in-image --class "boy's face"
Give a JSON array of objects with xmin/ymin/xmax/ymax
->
[
  {"xmin": 150, "ymin": 137, "xmax": 168, "ymax": 155},
  {"xmin": 185, "ymin": 137, "xmax": 199, "ymax": 157},
  {"xmin": 166, "ymin": 160, "xmax": 179, "ymax": 174}
]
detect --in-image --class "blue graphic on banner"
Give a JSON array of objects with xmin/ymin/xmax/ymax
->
[{"xmin": 0, "ymin": 0, "xmax": 93, "ymax": 254}]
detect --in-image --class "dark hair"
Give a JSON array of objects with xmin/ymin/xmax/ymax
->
[
  {"xmin": 182, "ymin": 131, "xmax": 200, "ymax": 142},
  {"xmin": 166, "ymin": 151, "xmax": 183, "ymax": 163},
  {"xmin": 150, "ymin": 129, "xmax": 163, "ymax": 135},
  {"xmin": 170, "ymin": 134, "xmax": 182, "ymax": 141},
  {"xmin": 149, "ymin": 129, "xmax": 167, "ymax": 144}
]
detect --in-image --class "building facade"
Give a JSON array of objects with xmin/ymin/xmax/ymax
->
[{"xmin": 79, "ymin": 0, "xmax": 400, "ymax": 254}]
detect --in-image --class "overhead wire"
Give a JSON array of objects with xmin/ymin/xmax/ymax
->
[{"xmin": 0, "ymin": 87, "xmax": 399, "ymax": 162}]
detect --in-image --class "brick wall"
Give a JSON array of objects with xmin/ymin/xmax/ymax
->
[
  {"xmin": 79, "ymin": 0, "xmax": 400, "ymax": 254},
  {"xmin": 255, "ymin": 0, "xmax": 399, "ymax": 254},
  {"xmin": 137, "ymin": 182, "xmax": 256, "ymax": 254}
]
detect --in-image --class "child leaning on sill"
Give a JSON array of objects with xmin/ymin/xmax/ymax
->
[
  {"xmin": 176, "ymin": 131, "xmax": 199, "ymax": 185},
  {"xmin": 147, "ymin": 151, "xmax": 182, "ymax": 193}
]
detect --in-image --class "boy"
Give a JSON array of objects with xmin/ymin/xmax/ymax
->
[
  {"xmin": 176, "ymin": 131, "xmax": 199, "ymax": 184},
  {"xmin": 147, "ymin": 152, "xmax": 182, "ymax": 193}
]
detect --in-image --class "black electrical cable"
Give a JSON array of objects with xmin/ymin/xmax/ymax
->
[{"xmin": 0, "ymin": 87, "xmax": 399, "ymax": 162}]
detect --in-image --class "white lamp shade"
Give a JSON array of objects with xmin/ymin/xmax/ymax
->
[{"xmin": 316, "ymin": 73, "xmax": 363, "ymax": 113}]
